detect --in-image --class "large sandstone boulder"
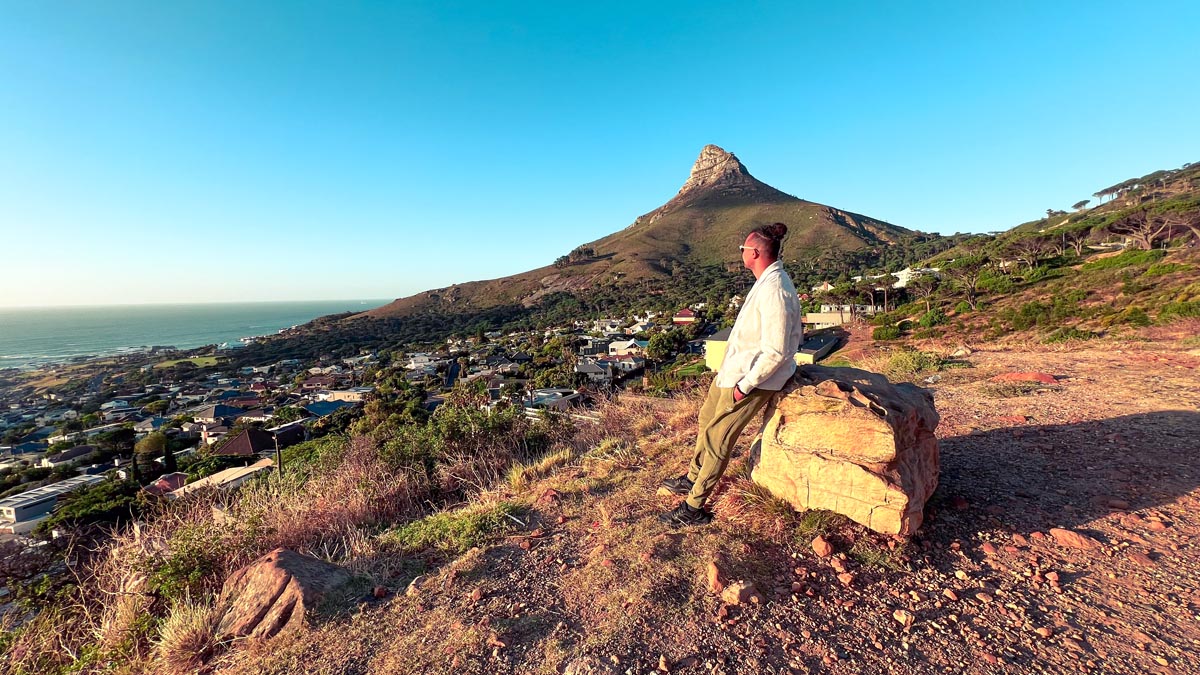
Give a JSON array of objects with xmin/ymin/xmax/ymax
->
[
  {"xmin": 214, "ymin": 548, "xmax": 356, "ymax": 641},
  {"xmin": 750, "ymin": 365, "xmax": 940, "ymax": 535}
]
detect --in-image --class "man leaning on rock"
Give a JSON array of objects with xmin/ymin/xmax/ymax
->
[{"xmin": 659, "ymin": 222, "xmax": 804, "ymax": 526}]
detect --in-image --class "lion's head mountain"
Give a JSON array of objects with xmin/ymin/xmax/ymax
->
[{"xmin": 364, "ymin": 144, "xmax": 918, "ymax": 321}]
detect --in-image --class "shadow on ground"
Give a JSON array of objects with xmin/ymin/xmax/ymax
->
[{"xmin": 931, "ymin": 410, "xmax": 1200, "ymax": 537}]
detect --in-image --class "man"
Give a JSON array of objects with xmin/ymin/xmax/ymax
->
[{"xmin": 659, "ymin": 222, "xmax": 804, "ymax": 526}]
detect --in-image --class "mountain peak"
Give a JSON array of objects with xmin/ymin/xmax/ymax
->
[
  {"xmin": 642, "ymin": 145, "xmax": 795, "ymax": 222},
  {"xmin": 679, "ymin": 144, "xmax": 753, "ymax": 194}
]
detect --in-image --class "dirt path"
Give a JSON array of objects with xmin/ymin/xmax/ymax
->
[{"xmin": 212, "ymin": 343, "xmax": 1200, "ymax": 675}]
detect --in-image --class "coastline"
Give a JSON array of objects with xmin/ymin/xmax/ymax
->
[{"xmin": 0, "ymin": 300, "xmax": 387, "ymax": 372}]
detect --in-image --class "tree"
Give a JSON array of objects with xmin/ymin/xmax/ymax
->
[
  {"xmin": 134, "ymin": 432, "xmax": 167, "ymax": 457},
  {"xmin": 907, "ymin": 273, "xmax": 940, "ymax": 313},
  {"xmin": 1107, "ymin": 210, "xmax": 1175, "ymax": 250},
  {"xmin": 1007, "ymin": 237, "xmax": 1050, "ymax": 271},
  {"xmin": 944, "ymin": 255, "xmax": 988, "ymax": 311},
  {"xmin": 646, "ymin": 329, "xmax": 687, "ymax": 362},
  {"xmin": 1072, "ymin": 199, "xmax": 1090, "ymax": 211}
]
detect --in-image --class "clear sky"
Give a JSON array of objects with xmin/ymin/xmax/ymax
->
[{"xmin": 1, "ymin": 1, "xmax": 1197, "ymax": 307}]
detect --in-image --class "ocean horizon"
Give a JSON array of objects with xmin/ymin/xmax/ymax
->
[{"xmin": 0, "ymin": 300, "xmax": 389, "ymax": 370}]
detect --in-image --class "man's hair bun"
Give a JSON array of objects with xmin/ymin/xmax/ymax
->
[{"xmin": 762, "ymin": 222, "xmax": 788, "ymax": 241}]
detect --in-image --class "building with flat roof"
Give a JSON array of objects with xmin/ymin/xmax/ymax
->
[{"xmin": 0, "ymin": 475, "xmax": 106, "ymax": 524}]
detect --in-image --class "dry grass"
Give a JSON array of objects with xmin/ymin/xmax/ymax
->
[
  {"xmin": 710, "ymin": 473, "xmax": 797, "ymax": 539},
  {"xmin": 153, "ymin": 596, "xmax": 219, "ymax": 673}
]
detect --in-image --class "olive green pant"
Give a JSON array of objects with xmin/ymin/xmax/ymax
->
[{"xmin": 685, "ymin": 380, "xmax": 774, "ymax": 509}]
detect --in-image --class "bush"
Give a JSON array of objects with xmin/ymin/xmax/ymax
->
[
  {"xmin": 977, "ymin": 270, "xmax": 1013, "ymax": 294},
  {"xmin": 1120, "ymin": 306, "xmax": 1152, "ymax": 327},
  {"xmin": 1080, "ymin": 249, "xmax": 1166, "ymax": 271},
  {"xmin": 918, "ymin": 309, "xmax": 947, "ymax": 328},
  {"xmin": 1144, "ymin": 262, "xmax": 1189, "ymax": 277},
  {"xmin": 883, "ymin": 349, "xmax": 943, "ymax": 380},
  {"xmin": 382, "ymin": 501, "xmax": 520, "ymax": 554},
  {"xmin": 1044, "ymin": 327, "xmax": 1098, "ymax": 343},
  {"xmin": 1159, "ymin": 301, "xmax": 1200, "ymax": 322},
  {"xmin": 872, "ymin": 325, "xmax": 902, "ymax": 340},
  {"xmin": 954, "ymin": 301, "xmax": 972, "ymax": 314}
]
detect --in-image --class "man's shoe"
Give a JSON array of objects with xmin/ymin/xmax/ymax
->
[
  {"xmin": 660, "ymin": 475, "xmax": 694, "ymax": 496},
  {"xmin": 658, "ymin": 502, "xmax": 713, "ymax": 527}
]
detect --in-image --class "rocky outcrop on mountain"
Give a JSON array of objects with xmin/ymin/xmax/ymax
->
[
  {"xmin": 643, "ymin": 144, "xmax": 797, "ymax": 223},
  {"xmin": 750, "ymin": 365, "xmax": 940, "ymax": 535},
  {"xmin": 214, "ymin": 548, "xmax": 356, "ymax": 641}
]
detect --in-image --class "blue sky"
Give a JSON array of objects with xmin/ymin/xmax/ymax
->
[{"xmin": 1, "ymin": 1, "xmax": 1196, "ymax": 306}]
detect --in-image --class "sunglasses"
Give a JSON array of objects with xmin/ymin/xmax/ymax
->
[{"xmin": 739, "ymin": 245, "xmax": 759, "ymax": 253}]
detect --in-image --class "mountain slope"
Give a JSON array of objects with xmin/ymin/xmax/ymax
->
[{"xmin": 365, "ymin": 145, "xmax": 915, "ymax": 320}]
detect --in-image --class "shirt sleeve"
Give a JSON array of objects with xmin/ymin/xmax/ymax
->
[{"xmin": 736, "ymin": 286, "xmax": 792, "ymax": 393}]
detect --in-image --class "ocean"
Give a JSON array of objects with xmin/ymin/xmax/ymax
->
[{"xmin": 0, "ymin": 300, "xmax": 389, "ymax": 370}]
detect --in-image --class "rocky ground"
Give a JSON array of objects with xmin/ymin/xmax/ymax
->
[{"xmin": 211, "ymin": 335, "xmax": 1200, "ymax": 675}]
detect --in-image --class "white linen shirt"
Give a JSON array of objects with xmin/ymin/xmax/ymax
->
[{"xmin": 714, "ymin": 261, "xmax": 804, "ymax": 392}]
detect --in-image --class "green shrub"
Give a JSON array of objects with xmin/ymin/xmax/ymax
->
[
  {"xmin": 872, "ymin": 325, "xmax": 902, "ymax": 340},
  {"xmin": 382, "ymin": 501, "xmax": 520, "ymax": 554},
  {"xmin": 1120, "ymin": 307, "xmax": 1152, "ymax": 327},
  {"xmin": 954, "ymin": 301, "xmax": 972, "ymax": 314},
  {"xmin": 1080, "ymin": 249, "xmax": 1166, "ymax": 271},
  {"xmin": 883, "ymin": 349, "xmax": 943, "ymax": 380},
  {"xmin": 146, "ymin": 524, "xmax": 232, "ymax": 603},
  {"xmin": 1024, "ymin": 265, "xmax": 1055, "ymax": 282},
  {"xmin": 918, "ymin": 309, "xmax": 947, "ymax": 328},
  {"xmin": 1159, "ymin": 301, "xmax": 1200, "ymax": 322},
  {"xmin": 1144, "ymin": 262, "xmax": 1189, "ymax": 277},
  {"xmin": 977, "ymin": 269, "xmax": 1013, "ymax": 294},
  {"xmin": 1044, "ymin": 327, "xmax": 1098, "ymax": 343}
]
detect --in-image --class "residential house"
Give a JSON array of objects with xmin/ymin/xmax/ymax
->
[
  {"xmin": 142, "ymin": 472, "xmax": 188, "ymax": 497},
  {"xmin": 300, "ymin": 375, "xmax": 337, "ymax": 391},
  {"xmin": 193, "ymin": 404, "xmax": 246, "ymax": 424},
  {"xmin": 320, "ymin": 387, "xmax": 374, "ymax": 403},
  {"xmin": 578, "ymin": 338, "xmax": 610, "ymax": 357},
  {"xmin": 608, "ymin": 339, "xmax": 649, "ymax": 356},
  {"xmin": 575, "ymin": 361, "xmax": 613, "ymax": 385},
  {"xmin": 201, "ymin": 425, "xmax": 230, "ymax": 446},
  {"xmin": 303, "ymin": 400, "xmax": 356, "ymax": 418},
  {"xmin": 169, "ymin": 458, "xmax": 274, "ymax": 500},
  {"xmin": 134, "ymin": 417, "xmax": 168, "ymax": 434},
  {"xmin": 672, "ymin": 308, "xmax": 698, "ymax": 325},
  {"xmin": 40, "ymin": 445, "xmax": 97, "ymax": 469},
  {"xmin": 214, "ymin": 428, "xmax": 277, "ymax": 457}
]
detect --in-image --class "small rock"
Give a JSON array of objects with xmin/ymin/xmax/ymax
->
[
  {"xmin": 372, "ymin": 585, "xmax": 388, "ymax": 599},
  {"xmin": 976, "ymin": 592, "xmax": 992, "ymax": 604},
  {"xmin": 707, "ymin": 560, "xmax": 727, "ymax": 593},
  {"xmin": 943, "ymin": 589, "xmax": 959, "ymax": 601},
  {"xmin": 979, "ymin": 651, "xmax": 998, "ymax": 665},
  {"xmin": 1105, "ymin": 498, "xmax": 1130, "ymax": 510},
  {"xmin": 829, "ymin": 557, "xmax": 848, "ymax": 573},
  {"xmin": 1012, "ymin": 533, "xmax": 1029, "ymax": 547},
  {"xmin": 658, "ymin": 654, "xmax": 671, "ymax": 672},
  {"xmin": 893, "ymin": 609, "xmax": 914, "ymax": 629},
  {"xmin": 1045, "ymin": 571, "xmax": 1060, "ymax": 582},
  {"xmin": 470, "ymin": 587, "xmax": 483, "ymax": 603},
  {"xmin": 1049, "ymin": 528, "xmax": 1101, "ymax": 550},
  {"xmin": 721, "ymin": 581, "xmax": 762, "ymax": 606},
  {"xmin": 1035, "ymin": 627, "xmax": 1053, "ymax": 638},
  {"xmin": 981, "ymin": 542, "xmax": 998, "ymax": 556},
  {"xmin": 1127, "ymin": 551, "xmax": 1155, "ymax": 566},
  {"xmin": 836, "ymin": 573, "xmax": 855, "ymax": 586},
  {"xmin": 406, "ymin": 575, "xmax": 427, "ymax": 597},
  {"xmin": 811, "ymin": 536, "xmax": 833, "ymax": 558},
  {"xmin": 1146, "ymin": 521, "xmax": 1168, "ymax": 532}
]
